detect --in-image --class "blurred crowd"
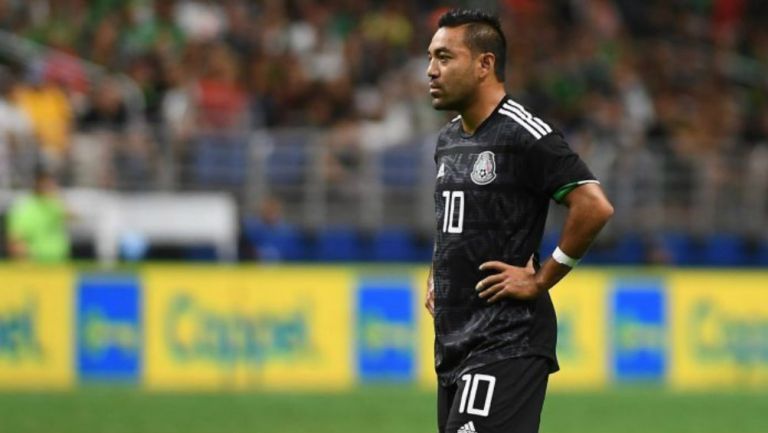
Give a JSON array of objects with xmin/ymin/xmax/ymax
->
[
  {"xmin": 0, "ymin": 0, "xmax": 765, "ymax": 226},
  {"xmin": 0, "ymin": 0, "xmax": 446, "ymax": 192}
]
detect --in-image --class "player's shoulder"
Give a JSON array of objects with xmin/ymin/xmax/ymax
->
[
  {"xmin": 436, "ymin": 115, "xmax": 463, "ymax": 145},
  {"xmin": 495, "ymin": 96, "xmax": 560, "ymax": 145},
  {"xmin": 437, "ymin": 115, "xmax": 462, "ymax": 136}
]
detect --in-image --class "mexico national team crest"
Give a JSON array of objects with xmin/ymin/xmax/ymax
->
[{"xmin": 471, "ymin": 151, "xmax": 497, "ymax": 185}]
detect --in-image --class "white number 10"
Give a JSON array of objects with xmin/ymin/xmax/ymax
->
[
  {"xmin": 459, "ymin": 373, "xmax": 496, "ymax": 417},
  {"xmin": 442, "ymin": 190, "xmax": 464, "ymax": 233}
]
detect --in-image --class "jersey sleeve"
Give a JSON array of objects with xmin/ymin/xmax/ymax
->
[{"xmin": 519, "ymin": 133, "xmax": 598, "ymax": 203}]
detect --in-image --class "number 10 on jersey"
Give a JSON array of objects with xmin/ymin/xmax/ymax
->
[{"xmin": 442, "ymin": 190, "xmax": 464, "ymax": 233}]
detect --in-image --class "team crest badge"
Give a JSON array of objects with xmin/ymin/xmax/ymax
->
[{"xmin": 471, "ymin": 151, "xmax": 497, "ymax": 185}]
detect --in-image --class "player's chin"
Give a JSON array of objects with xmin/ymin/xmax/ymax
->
[{"xmin": 431, "ymin": 97, "xmax": 452, "ymax": 111}]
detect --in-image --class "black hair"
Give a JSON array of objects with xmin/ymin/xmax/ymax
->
[{"xmin": 438, "ymin": 9, "xmax": 507, "ymax": 82}]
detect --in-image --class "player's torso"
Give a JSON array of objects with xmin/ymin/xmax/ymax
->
[
  {"xmin": 433, "ymin": 115, "xmax": 548, "ymax": 308},
  {"xmin": 432, "ymin": 111, "xmax": 557, "ymax": 383}
]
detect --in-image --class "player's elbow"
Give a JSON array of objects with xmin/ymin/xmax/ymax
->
[
  {"xmin": 565, "ymin": 184, "xmax": 613, "ymax": 225},
  {"xmin": 595, "ymin": 200, "xmax": 614, "ymax": 225},
  {"xmin": 573, "ymin": 192, "xmax": 613, "ymax": 225},
  {"xmin": 583, "ymin": 194, "xmax": 613, "ymax": 228},
  {"xmin": 594, "ymin": 198, "xmax": 614, "ymax": 223}
]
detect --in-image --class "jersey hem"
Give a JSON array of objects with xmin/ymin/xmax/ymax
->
[{"xmin": 437, "ymin": 347, "xmax": 559, "ymax": 386}]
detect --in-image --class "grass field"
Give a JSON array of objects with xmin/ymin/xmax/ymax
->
[{"xmin": 1, "ymin": 386, "xmax": 767, "ymax": 433}]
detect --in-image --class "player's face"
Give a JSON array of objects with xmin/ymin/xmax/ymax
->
[{"xmin": 427, "ymin": 26, "xmax": 479, "ymax": 111}]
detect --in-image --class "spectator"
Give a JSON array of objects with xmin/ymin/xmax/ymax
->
[
  {"xmin": 123, "ymin": 0, "xmax": 186, "ymax": 56},
  {"xmin": 243, "ymin": 196, "xmax": 297, "ymax": 262},
  {"xmin": 75, "ymin": 77, "xmax": 154, "ymax": 189},
  {"xmin": 6, "ymin": 169, "xmax": 71, "ymax": 262},
  {"xmin": 0, "ymin": 68, "xmax": 34, "ymax": 188},
  {"xmin": 190, "ymin": 42, "xmax": 249, "ymax": 188},
  {"xmin": 13, "ymin": 66, "xmax": 74, "ymax": 175}
]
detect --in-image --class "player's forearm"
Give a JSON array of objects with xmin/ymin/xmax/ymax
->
[
  {"xmin": 534, "ymin": 258, "xmax": 572, "ymax": 292},
  {"xmin": 558, "ymin": 195, "xmax": 613, "ymax": 258},
  {"xmin": 536, "ymin": 185, "xmax": 613, "ymax": 291}
]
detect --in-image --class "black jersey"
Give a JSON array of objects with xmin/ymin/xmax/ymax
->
[{"xmin": 432, "ymin": 96, "xmax": 598, "ymax": 386}]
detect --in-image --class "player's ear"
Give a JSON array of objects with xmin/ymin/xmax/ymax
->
[{"xmin": 478, "ymin": 52, "xmax": 495, "ymax": 79}]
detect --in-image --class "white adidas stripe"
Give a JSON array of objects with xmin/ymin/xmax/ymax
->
[
  {"xmin": 504, "ymin": 100, "xmax": 552, "ymax": 133},
  {"xmin": 498, "ymin": 107, "xmax": 543, "ymax": 139},
  {"xmin": 457, "ymin": 420, "xmax": 477, "ymax": 433},
  {"xmin": 504, "ymin": 100, "xmax": 552, "ymax": 134},
  {"xmin": 503, "ymin": 103, "xmax": 548, "ymax": 137}
]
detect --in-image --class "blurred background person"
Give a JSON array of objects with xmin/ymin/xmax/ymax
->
[
  {"xmin": 5, "ymin": 168, "xmax": 70, "ymax": 262},
  {"xmin": 12, "ymin": 65, "xmax": 73, "ymax": 177},
  {"xmin": 0, "ymin": 67, "xmax": 34, "ymax": 189}
]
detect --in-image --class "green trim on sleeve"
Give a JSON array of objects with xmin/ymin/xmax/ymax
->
[{"xmin": 552, "ymin": 180, "xmax": 600, "ymax": 203}]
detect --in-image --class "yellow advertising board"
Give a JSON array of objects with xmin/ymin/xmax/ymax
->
[
  {"xmin": 668, "ymin": 271, "xmax": 768, "ymax": 389},
  {"xmin": 143, "ymin": 266, "xmax": 353, "ymax": 390},
  {"xmin": 549, "ymin": 271, "xmax": 609, "ymax": 389},
  {"xmin": 413, "ymin": 268, "xmax": 437, "ymax": 388},
  {"xmin": 0, "ymin": 265, "xmax": 74, "ymax": 388}
]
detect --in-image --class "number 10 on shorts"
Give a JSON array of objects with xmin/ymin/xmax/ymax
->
[{"xmin": 459, "ymin": 374, "xmax": 496, "ymax": 417}]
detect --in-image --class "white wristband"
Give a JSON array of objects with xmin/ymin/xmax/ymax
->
[{"xmin": 552, "ymin": 247, "xmax": 580, "ymax": 267}]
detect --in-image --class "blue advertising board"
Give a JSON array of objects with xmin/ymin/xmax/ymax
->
[
  {"xmin": 611, "ymin": 279, "xmax": 667, "ymax": 382},
  {"xmin": 356, "ymin": 279, "xmax": 415, "ymax": 381},
  {"xmin": 77, "ymin": 275, "xmax": 141, "ymax": 381}
]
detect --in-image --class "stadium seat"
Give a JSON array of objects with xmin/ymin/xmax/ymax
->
[
  {"xmin": 754, "ymin": 240, "xmax": 768, "ymax": 266},
  {"xmin": 184, "ymin": 245, "xmax": 218, "ymax": 261},
  {"xmin": 243, "ymin": 218, "xmax": 307, "ymax": 261},
  {"xmin": 192, "ymin": 135, "xmax": 248, "ymax": 187},
  {"xmin": 611, "ymin": 234, "xmax": 646, "ymax": 265},
  {"xmin": 411, "ymin": 234, "xmax": 435, "ymax": 262},
  {"xmin": 702, "ymin": 233, "xmax": 747, "ymax": 266},
  {"xmin": 371, "ymin": 227, "xmax": 415, "ymax": 262},
  {"xmin": 315, "ymin": 226, "xmax": 363, "ymax": 262},
  {"xmin": 266, "ymin": 133, "xmax": 309, "ymax": 186},
  {"xmin": 538, "ymin": 231, "xmax": 560, "ymax": 263},
  {"xmin": 379, "ymin": 145, "xmax": 421, "ymax": 187},
  {"xmin": 659, "ymin": 232, "xmax": 698, "ymax": 266}
]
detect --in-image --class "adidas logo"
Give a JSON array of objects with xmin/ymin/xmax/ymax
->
[
  {"xmin": 457, "ymin": 420, "xmax": 477, "ymax": 433},
  {"xmin": 437, "ymin": 163, "xmax": 445, "ymax": 179}
]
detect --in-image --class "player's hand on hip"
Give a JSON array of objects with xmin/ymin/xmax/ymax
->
[
  {"xmin": 476, "ymin": 257, "xmax": 541, "ymax": 302},
  {"xmin": 425, "ymin": 274, "xmax": 435, "ymax": 317}
]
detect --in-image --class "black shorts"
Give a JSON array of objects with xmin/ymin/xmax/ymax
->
[{"xmin": 437, "ymin": 356, "xmax": 549, "ymax": 433}]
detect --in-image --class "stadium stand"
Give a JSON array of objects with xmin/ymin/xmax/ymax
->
[{"xmin": 0, "ymin": 1, "xmax": 766, "ymax": 265}]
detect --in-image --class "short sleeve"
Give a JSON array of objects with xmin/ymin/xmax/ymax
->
[{"xmin": 519, "ymin": 133, "xmax": 598, "ymax": 202}]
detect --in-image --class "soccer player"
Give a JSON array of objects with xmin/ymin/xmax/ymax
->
[{"xmin": 425, "ymin": 9, "xmax": 614, "ymax": 433}]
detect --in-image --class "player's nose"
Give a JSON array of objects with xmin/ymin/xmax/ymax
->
[{"xmin": 427, "ymin": 59, "xmax": 439, "ymax": 79}]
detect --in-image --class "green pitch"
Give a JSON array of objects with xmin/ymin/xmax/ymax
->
[{"xmin": 0, "ymin": 386, "xmax": 766, "ymax": 433}]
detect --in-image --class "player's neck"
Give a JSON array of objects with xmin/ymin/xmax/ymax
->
[{"xmin": 459, "ymin": 87, "xmax": 507, "ymax": 135}]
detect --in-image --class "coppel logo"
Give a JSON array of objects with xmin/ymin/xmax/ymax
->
[
  {"xmin": 165, "ymin": 294, "xmax": 312, "ymax": 367},
  {"xmin": 0, "ymin": 297, "xmax": 43, "ymax": 362},
  {"xmin": 356, "ymin": 281, "xmax": 415, "ymax": 381},
  {"xmin": 612, "ymin": 280, "xmax": 667, "ymax": 381},
  {"xmin": 690, "ymin": 300, "xmax": 768, "ymax": 366}
]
